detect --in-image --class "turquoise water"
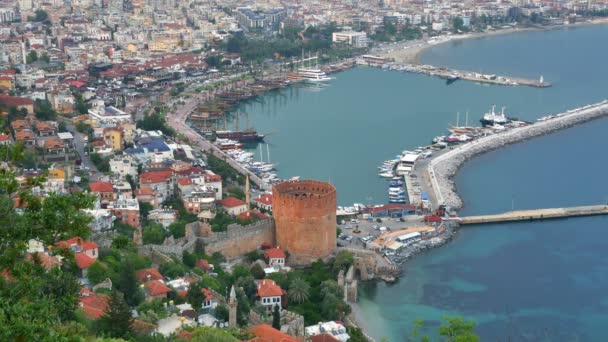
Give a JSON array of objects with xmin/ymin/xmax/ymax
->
[{"xmin": 233, "ymin": 24, "xmax": 608, "ymax": 340}]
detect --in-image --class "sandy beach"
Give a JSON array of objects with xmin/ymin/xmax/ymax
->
[{"xmin": 373, "ymin": 18, "xmax": 608, "ymax": 65}]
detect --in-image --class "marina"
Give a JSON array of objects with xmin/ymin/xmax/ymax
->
[{"xmin": 359, "ymin": 55, "xmax": 551, "ymax": 88}]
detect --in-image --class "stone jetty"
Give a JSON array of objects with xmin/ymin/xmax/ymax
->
[{"xmin": 428, "ymin": 100, "xmax": 608, "ymax": 210}]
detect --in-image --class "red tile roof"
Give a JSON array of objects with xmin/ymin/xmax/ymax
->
[
  {"xmin": 204, "ymin": 173, "xmax": 222, "ymax": 183},
  {"xmin": 75, "ymin": 253, "xmax": 96, "ymax": 269},
  {"xmin": 145, "ymin": 280, "xmax": 172, "ymax": 296},
  {"xmin": 140, "ymin": 170, "xmax": 172, "ymax": 184},
  {"xmin": 256, "ymin": 279, "xmax": 284, "ymax": 298},
  {"xmin": 25, "ymin": 252, "xmax": 63, "ymax": 269},
  {"xmin": 201, "ymin": 287, "xmax": 213, "ymax": 301},
  {"xmin": 136, "ymin": 187, "xmax": 155, "ymax": 196},
  {"xmin": 177, "ymin": 177, "xmax": 192, "ymax": 186},
  {"xmin": 220, "ymin": 196, "xmax": 246, "ymax": 208},
  {"xmin": 249, "ymin": 324, "xmax": 298, "ymax": 342},
  {"xmin": 0, "ymin": 134, "xmax": 12, "ymax": 142},
  {"xmin": 254, "ymin": 195, "xmax": 273, "ymax": 206},
  {"xmin": 136, "ymin": 268, "xmax": 164, "ymax": 282},
  {"xmin": 89, "ymin": 181, "xmax": 114, "ymax": 193},
  {"xmin": 311, "ymin": 334, "xmax": 341, "ymax": 342},
  {"xmin": 238, "ymin": 209, "xmax": 269, "ymax": 221},
  {"xmin": 79, "ymin": 288, "xmax": 109, "ymax": 319},
  {"xmin": 195, "ymin": 259, "xmax": 210, "ymax": 271},
  {"xmin": 0, "ymin": 94, "xmax": 33, "ymax": 107},
  {"xmin": 264, "ymin": 248, "xmax": 286, "ymax": 260},
  {"xmin": 57, "ymin": 237, "xmax": 98, "ymax": 251}
]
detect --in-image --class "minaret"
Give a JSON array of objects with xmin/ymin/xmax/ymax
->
[
  {"xmin": 21, "ymin": 39, "xmax": 26, "ymax": 65},
  {"xmin": 228, "ymin": 285, "xmax": 237, "ymax": 326},
  {"xmin": 245, "ymin": 175, "xmax": 250, "ymax": 210}
]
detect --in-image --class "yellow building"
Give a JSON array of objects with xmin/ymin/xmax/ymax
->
[
  {"xmin": 0, "ymin": 76, "xmax": 14, "ymax": 90},
  {"xmin": 103, "ymin": 128, "xmax": 122, "ymax": 151},
  {"xmin": 48, "ymin": 168, "xmax": 66, "ymax": 180}
]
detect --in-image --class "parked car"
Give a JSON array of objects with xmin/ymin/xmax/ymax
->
[
  {"xmin": 344, "ymin": 225, "xmax": 353, "ymax": 229},
  {"xmin": 373, "ymin": 225, "xmax": 379, "ymax": 230}
]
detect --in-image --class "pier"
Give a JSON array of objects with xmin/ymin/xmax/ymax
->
[
  {"xmin": 427, "ymin": 99, "xmax": 608, "ymax": 210},
  {"xmin": 363, "ymin": 58, "xmax": 550, "ymax": 88},
  {"xmin": 459, "ymin": 205, "xmax": 608, "ymax": 225}
]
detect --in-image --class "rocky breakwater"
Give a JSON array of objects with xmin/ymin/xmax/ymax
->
[{"xmin": 428, "ymin": 100, "xmax": 608, "ymax": 210}]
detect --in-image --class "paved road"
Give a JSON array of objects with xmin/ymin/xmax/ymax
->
[
  {"xmin": 166, "ymin": 74, "xmax": 272, "ymax": 191},
  {"xmin": 59, "ymin": 118, "xmax": 102, "ymax": 181}
]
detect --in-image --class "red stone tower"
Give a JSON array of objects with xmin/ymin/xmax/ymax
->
[{"xmin": 272, "ymin": 180, "xmax": 337, "ymax": 265}]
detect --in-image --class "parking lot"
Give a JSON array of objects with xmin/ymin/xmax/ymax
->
[{"xmin": 337, "ymin": 215, "xmax": 428, "ymax": 249}]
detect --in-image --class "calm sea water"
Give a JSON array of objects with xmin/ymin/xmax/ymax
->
[{"xmin": 233, "ymin": 24, "xmax": 608, "ymax": 341}]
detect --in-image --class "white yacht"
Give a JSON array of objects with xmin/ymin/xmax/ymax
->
[{"xmin": 297, "ymin": 68, "xmax": 332, "ymax": 82}]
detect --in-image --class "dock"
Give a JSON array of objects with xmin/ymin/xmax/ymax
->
[
  {"xmin": 368, "ymin": 61, "xmax": 550, "ymax": 88},
  {"xmin": 459, "ymin": 205, "xmax": 608, "ymax": 225}
]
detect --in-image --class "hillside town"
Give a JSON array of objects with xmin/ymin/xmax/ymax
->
[{"xmin": 2, "ymin": 0, "xmax": 608, "ymax": 340}]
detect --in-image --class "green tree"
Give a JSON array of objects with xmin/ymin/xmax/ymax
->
[
  {"xmin": 117, "ymin": 260, "xmax": 141, "ymax": 306},
  {"xmin": 191, "ymin": 327, "xmax": 239, "ymax": 342},
  {"xmin": 183, "ymin": 250, "xmax": 196, "ymax": 268},
  {"xmin": 88, "ymin": 261, "xmax": 109, "ymax": 284},
  {"xmin": 33, "ymin": 9, "xmax": 49, "ymax": 22},
  {"xmin": 34, "ymin": 99, "xmax": 56, "ymax": 120},
  {"xmin": 187, "ymin": 281, "xmax": 204, "ymax": 312},
  {"xmin": 272, "ymin": 304, "xmax": 281, "ymax": 329},
  {"xmin": 214, "ymin": 304, "xmax": 229, "ymax": 322},
  {"xmin": 438, "ymin": 316, "xmax": 479, "ymax": 342},
  {"xmin": 169, "ymin": 220, "xmax": 186, "ymax": 238},
  {"xmin": 142, "ymin": 224, "xmax": 166, "ymax": 245},
  {"xmin": 159, "ymin": 261, "xmax": 187, "ymax": 278},
  {"xmin": 136, "ymin": 112, "xmax": 174, "ymax": 136},
  {"xmin": 96, "ymin": 291, "xmax": 133, "ymax": 339},
  {"xmin": 453, "ymin": 17, "xmax": 465, "ymax": 32},
  {"xmin": 26, "ymin": 50, "xmax": 38, "ymax": 64},
  {"xmin": 139, "ymin": 202, "xmax": 153, "ymax": 220},
  {"xmin": 250, "ymin": 263, "xmax": 265, "ymax": 280},
  {"xmin": 332, "ymin": 250, "xmax": 354, "ymax": 274},
  {"xmin": 288, "ymin": 278, "xmax": 310, "ymax": 304}
]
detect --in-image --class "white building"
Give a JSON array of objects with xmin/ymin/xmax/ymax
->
[
  {"xmin": 88, "ymin": 102, "xmax": 132, "ymax": 125},
  {"xmin": 84, "ymin": 209, "xmax": 116, "ymax": 232},
  {"xmin": 332, "ymin": 31, "xmax": 368, "ymax": 48},
  {"xmin": 110, "ymin": 155, "xmax": 139, "ymax": 178},
  {"xmin": 0, "ymin": 8, "xmax": 16, "ymax": 23},
  {"xmin": 305, "ymin": 321, "xmax": 350, "ymax": 342},
  {"xmin": 148, "ymin": 208, "xmax": 177, "ymax": 228}
]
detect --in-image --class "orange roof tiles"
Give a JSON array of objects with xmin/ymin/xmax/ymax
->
[
  {"xmin": 140, "ymin": 170, "xmax": 172, "ymax": 184},
  {"xmin": 136, "ymin": 187, "xmax": 155, "ymax": 196},
  {"xmin": 255, "ymin": 195, "xmax": 273, "ymax": 205},
  {"xmin": 57, "ymin": 237, "xmax": 98, "ymax": 251},
  {"xmin": 136, "ymin": 268, "xmax": 164, "ymax": 282},
  {"xmin": 89, "ymin": 181, "xmax": 113, "ymax": 193},
  {"xmin": 220, "ymin": 196, "xmax": 246, "ymax": 208},
  {"xmin": 24, "ymin": 252, "xmax": 62, "ymax": 269},
  {"xmin": 249, "ymin": 324, "xmax": 298, "ymax": 342},
  {"xmin": 256, "ymin": 279, "xmax": 284, "ymax": 298},
  {"xmin": 238, "ymin": 209, "xmax": 269, "ymax": 221},
  {"xmin": 75, "ymin": 253, "xmax": 96, "ymax": 269},
  {"xmin": 79, "ymin": 288, "xmax": 109, "ymax": 319},
  {"xmin": 145, "ymin": 280, "xmax": 172, "ymax": 296},
  {"xmin": 264, "ymin": 248, "xmax": 286, "ymax": 260}
]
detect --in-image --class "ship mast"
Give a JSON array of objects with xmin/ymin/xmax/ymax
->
[
  {"xmin": 259, "ymin": 144, "xmax": 264, "ymax": 163},
  {"xmin": 266, "ymin": 144, "xmax": 271, "ymax": 163}
]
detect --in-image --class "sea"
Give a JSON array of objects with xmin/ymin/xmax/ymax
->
[{"xmin": 232, "ymin": 24, "xmax": 608, "ymax": 341}]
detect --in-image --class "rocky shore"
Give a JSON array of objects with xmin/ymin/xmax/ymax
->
[
  {"xmin": 389, "ymin": 223, "xmax": 457, "ymax": 267},
  {"xmin": 429, "ymin": 100, "xmax": 608, "ymax": 210}
]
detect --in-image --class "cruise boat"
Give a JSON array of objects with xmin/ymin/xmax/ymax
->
[
  {"xmin": 480, "ymin": 105, "xmax": 511, "ymax": 127},
  {"xmin": 297, "ymin": 68, "xmax": 332, "ymax": 82}
]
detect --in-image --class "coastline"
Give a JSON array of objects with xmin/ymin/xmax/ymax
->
[
  {"xmin": 375, "ymin": 18, "xmax": 608, "ymax": 65},
  {"xmin": 428, "ymin": 100, "xmax": 608, "ymax": 211}
]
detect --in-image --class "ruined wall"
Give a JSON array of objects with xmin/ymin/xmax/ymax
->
[
  {"xmin": 202, "ymin": 219, "xmax": 275, "ymax": 260},
  {"xmin": 273, "ymin": 180, "xmax": 337, "ymax": 265}
]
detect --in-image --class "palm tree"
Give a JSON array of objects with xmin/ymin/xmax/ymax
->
[{"xmin": 288, "ymin": 278, "xmax": 310, "ymax": 304}]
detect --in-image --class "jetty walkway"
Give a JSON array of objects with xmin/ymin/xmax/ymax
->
[
  {"xmin": 366, "ymin": 61, "xmax": 550, "ymax": 88},
  {"xmin": 459, "ymin": 205, "xmax": 608, "ymax": 225},
  {"xmin": 427, "ymin": 99, "xmax": 608, "ymax": 210}
]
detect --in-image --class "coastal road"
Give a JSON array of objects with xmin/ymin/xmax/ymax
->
[{"xmin": 165, "ymin": 75, "xmax": 272, "ymax": 191}]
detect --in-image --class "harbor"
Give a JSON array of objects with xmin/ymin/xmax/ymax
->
[
  {"xmin": 358, "ymin": 55, "xmax": 551, "ymax": 88},
  {"xmin": 459, "ymin": 205, "xmax": 608, "ymax": 225},
  {"xmin": 427, "ymin": 99, "xmax": 608, "ymax": 210}
]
